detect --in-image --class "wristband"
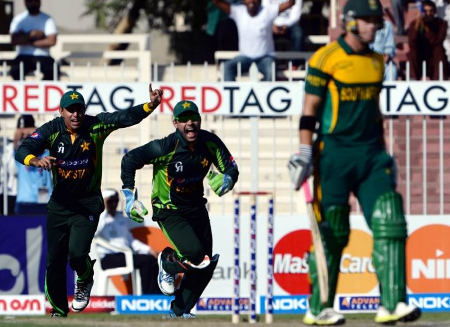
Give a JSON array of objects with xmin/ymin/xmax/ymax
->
[
  {"xmin": 299, "ymin": 115, "xmax": 316, "ymax": 131},
  {"xmin": 143, "ymin": 102, "xmax": 153, "ymax": 113},
  {"xmin": 24, "ymin": 154, "xmax": 36, "ymax": 166}
]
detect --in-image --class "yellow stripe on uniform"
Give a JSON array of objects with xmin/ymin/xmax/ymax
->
[{"xmin": 328, "ymin": 80, "xmax": 340, "ymax": 133}]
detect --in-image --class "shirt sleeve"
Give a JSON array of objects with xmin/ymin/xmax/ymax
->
[
  {"xmin": 121, "ymin": 138, "xmax": 168, "ymax": 190},
  {"xmin": 267, "ymin": 3, "xmax": 280, "ymax": 21},
  {"xmin": 14, "ymin": 124, "xmax": 50, "ymax": 165},
  {"xmin": 206, "ymin": 133, "xmax": 239, "ymax": 184},
  {"xmin": 96, "ymin": 103, "xmax": 153, "ymax": 132},
  {"xmin": 281, "ymin": 0, "xmax": 302, "ymax": 27},
  {"xmin": 9, "ymin": 15, "xmax": 20, "ymax": 34},
  {"xmin": 229, "ymin": 4, "xmax": 243, "ymax": 21},
  {"xmin": 304, "ymin": 46, "xmax": 333, "ymax": 97},
  {"xmin": 44, "ymin": 16, "xmax": 58, "ymax": 35}
]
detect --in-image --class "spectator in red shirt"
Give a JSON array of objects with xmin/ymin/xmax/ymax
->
[{"xmin": 407, "ymin": 0, "xmax": 448, "ymax": 80}]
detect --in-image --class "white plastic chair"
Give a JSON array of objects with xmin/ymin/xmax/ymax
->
[{"xmin": 90, "ymin": 237, "xmax": 142, "ymax": 295}]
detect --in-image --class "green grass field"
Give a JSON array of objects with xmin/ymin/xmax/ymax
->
[{"xmin": 1, "ymin": 313, "xmax": 450, "ymax": 327}]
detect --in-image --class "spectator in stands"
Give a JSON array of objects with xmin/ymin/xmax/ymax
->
[
  {"xmin": 390, "ymin": 0, "xmax": 408, "ymax": 35},
  {"xmin": 407, "ymin": 0, "xmax": 448, "ymax": 80},
  {"xmin": 212, "ymin": 0, "xmax": 296, "ymax": 81},
  {"xmin": 95, "ymin": 189, "xmax": 161, "ymax": 294},
  {"xmin": 370, "ymin": 15, "xmax": 398, "ymax": 80},
  {"xmin": 263, "ymin": 0, "xmax": 304, "ymax": 54},
  {"xmin": 9, "ymin": 0, "xmax": 58, "ymax": 80},
  {"xmin": 206, "ymin": 0, "xmax": 239, "ymax": 51},
  {"xmin": 0, "ymin": 131, "xmax": 17, "ymax": 216},
  {"xmin": 14, "ymin": 115, "xmax": 53, "ymax": 215}
]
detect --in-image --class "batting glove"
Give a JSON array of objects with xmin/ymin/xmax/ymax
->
[
  {"xmin": 121, "ymin": 188, "xmax": 148, "ymax": 223},
  {"xmin": 288, "ymin": 144, "xmax": 313, "ymax": 191},
  {"xmin": 207, "ymin": 171, "xmax": 234, "ymax": 197}
]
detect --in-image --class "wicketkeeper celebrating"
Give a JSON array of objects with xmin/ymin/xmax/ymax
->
[
  {"xmin": 288, "ymin": 0, "xmax": 421, "ymax": 325},
  {"xmin": 120, "ymin": 100, "xmax": 239, "ymax": 318},
  {"xmin": 15, "ymin": 84, "xmax": 163, "ymax": 317}
]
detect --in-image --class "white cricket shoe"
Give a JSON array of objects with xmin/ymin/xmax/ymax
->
[
  {"xmin": 303, "ymin": 308, "xmax": 345, "ymax": 325},
  {"xmin": 157, "ymin": 252, "xmax": 175, "ymax": 295},
  {"xmin": 375, "ymin": 302, "xmax": 421, "ymax": 324},
  {"xmin": 71, "ymin": 278, "xmax": 94, "ymax": 312}
]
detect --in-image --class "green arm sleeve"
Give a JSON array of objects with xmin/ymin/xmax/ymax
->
[
  {"xmin": 120, "ymin": 139, "xmax": 166, "ymax": 189},
  {"xmin": 206, "ymin": 134, "xmax": 239, "ymax": 184},
  {"xmin": 96, "ymin": 103, "xmax": 152, "ymax": 130}
]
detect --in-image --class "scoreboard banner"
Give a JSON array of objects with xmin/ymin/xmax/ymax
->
[{"xmin": 1, "ymin": 81, "xmax": 450, "ymax": 116}]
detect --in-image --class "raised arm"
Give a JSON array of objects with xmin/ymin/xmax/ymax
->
[
  {"xmin": 212, "ymin": 0, "xmax": 231, "ymax": 15},
  {"xmin": 278, "ymin": 0, "xmax": 295, "ymax": 14},
  {"xmin": 97, "ymin": 83, "xmax": 163, "ymax": 128}
]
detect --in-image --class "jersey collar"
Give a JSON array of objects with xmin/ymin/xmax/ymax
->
[{"xmin": 338, "ymin": 35, "xmax": 372, "ymax": 55}]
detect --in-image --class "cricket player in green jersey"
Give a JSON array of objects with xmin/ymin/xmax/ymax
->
[
  {"xmin": 288, "ymin": 0, "xmax": 420, "ymax": 325},
  {"xmin": 121, "ymin": 100, "xmax": 239, "ymax": 318},
  {"xmin": 15, "ymin": 84, "xmax": 163, "ymax": 317}
]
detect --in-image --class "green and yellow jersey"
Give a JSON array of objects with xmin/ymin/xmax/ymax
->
[
  {"xmin": 121, "ymin": 129, "xmax": 239, "ymax": 211},
  {"xmin": 305, "ymin": 35, "xmax": 385, "ymax": 146},
  {"xmin": 15, "ymin": 104, "xmax": 153, "ymax": 207}
]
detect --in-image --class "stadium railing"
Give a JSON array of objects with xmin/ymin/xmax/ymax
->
[
  {"xmin": 213, "ymin": 35, "xmax": 329, "ymax": 81},
  {"xmin": 0, "ymin": 34, "xmax": 151, "ymax": 82}
]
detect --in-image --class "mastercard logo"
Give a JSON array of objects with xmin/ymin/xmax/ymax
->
[
  {"xmin": 273, "ymin": 229, "xmax": 378, "ymax": 295},
  {"xmin": 273, "ymin": 230, "xmax": 312, "ymax": 294},
  {"xmin": 336, "ymin": 229, "xmax": 378, "ymax": 294},
  {"xmin": 407, "ymin": 224, "xmax": 450, "ymax": 293}
]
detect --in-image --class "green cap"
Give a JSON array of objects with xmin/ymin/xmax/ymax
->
[
  {"xmin": 343, "ymin": 0, "xmax": 383, "ymax": 18},
  {"xmin": 60, "ymin": 90, "xmax": 85, "ymax": 109},
  {"xmin": 173, "ymin": 100, "xmax": 199, "ymax": 118}
]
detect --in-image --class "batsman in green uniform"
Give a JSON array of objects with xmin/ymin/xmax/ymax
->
[
  {"xmin": 288, "ymin": 0, "xmax": 421, "ymax": 325},
  {"xmin": 15, "ymin": 84, "xmax": 163, "ymax": 317},
  {"xmin": 121, "ymin": 100, "xmax": 239, "ymax": 318}
]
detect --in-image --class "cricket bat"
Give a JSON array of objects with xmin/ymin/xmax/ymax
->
[{"xmin": 302, "ymin": 180, "xmax": 328, "ymax": 305}]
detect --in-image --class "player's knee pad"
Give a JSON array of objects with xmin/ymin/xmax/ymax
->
[
  {"xmin": 371, "ymin": 191, "xmax": 407, "ymax": 311},
  {"xmin": 372, "ymin": 191, "xmax": 406, "ymax": 239},
  {"xmin": 322, "ymin": 205, "xmax": 350, "ymax": 252}
]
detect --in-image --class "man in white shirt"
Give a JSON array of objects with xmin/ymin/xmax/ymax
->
[
  {"xmin": 213, "ymin": 0, "xmax": 296, "ymax": 81},
  {"xmin": 95, "ymin": 189, "xmax": 160, "ymax": 294},
  {"xmin": 264, "ymin": 0, "xmax": 303, "ymax": 52},
  {"xmin": 9, "ymin": 0, "xmax": 58, "ymax": 80}
]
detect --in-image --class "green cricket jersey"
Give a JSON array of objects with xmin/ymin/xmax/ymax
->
[
  {"xmin": 15, "ymin": 103, "xmax": 153, "ymax": 204},
  {"xmin": 305, "ymin": 36, "xmax": 385, "ymax": 146},
  {"xmin": 121, "ymin": 129, "xmax": 239, "ymax": 210}
]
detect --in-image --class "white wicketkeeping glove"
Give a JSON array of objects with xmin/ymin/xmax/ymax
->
[
  {"xmin": 121, "ymin": 188, "xmax": 148, "ymax": 223},
  {"xmin": 287, "ymin": 144, "xmax": 313, "ymax": 191}
]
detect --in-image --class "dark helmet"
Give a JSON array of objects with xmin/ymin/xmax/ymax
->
[
  {"xmin": 343, "ymin": 0, "xmax": 383, "ymax": 18},
  {"xmin": 343, "ymin": 0, "xmax": 383, "ymax": 34}
]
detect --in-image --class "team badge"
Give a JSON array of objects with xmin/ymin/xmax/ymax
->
[
  {"xmin": 80, "ymin": 141, "xmax": 90, "ymax": 152},
  {"xmin": 175, "ymin": 161, "xmax": 183, "ymax": 172}
]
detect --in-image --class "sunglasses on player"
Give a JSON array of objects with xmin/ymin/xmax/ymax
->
[{"xmin": 176, "ymin": 114, "xmax": 200, "ymax": 123}]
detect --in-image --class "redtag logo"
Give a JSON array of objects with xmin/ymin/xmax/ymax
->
[
  {"xmin": 407, "ymin": 225, "xmax": 450, "ymax": 293},
  {"xmin": 273, "ymin": 230, "xmax": 312, "ymax": 294}
]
